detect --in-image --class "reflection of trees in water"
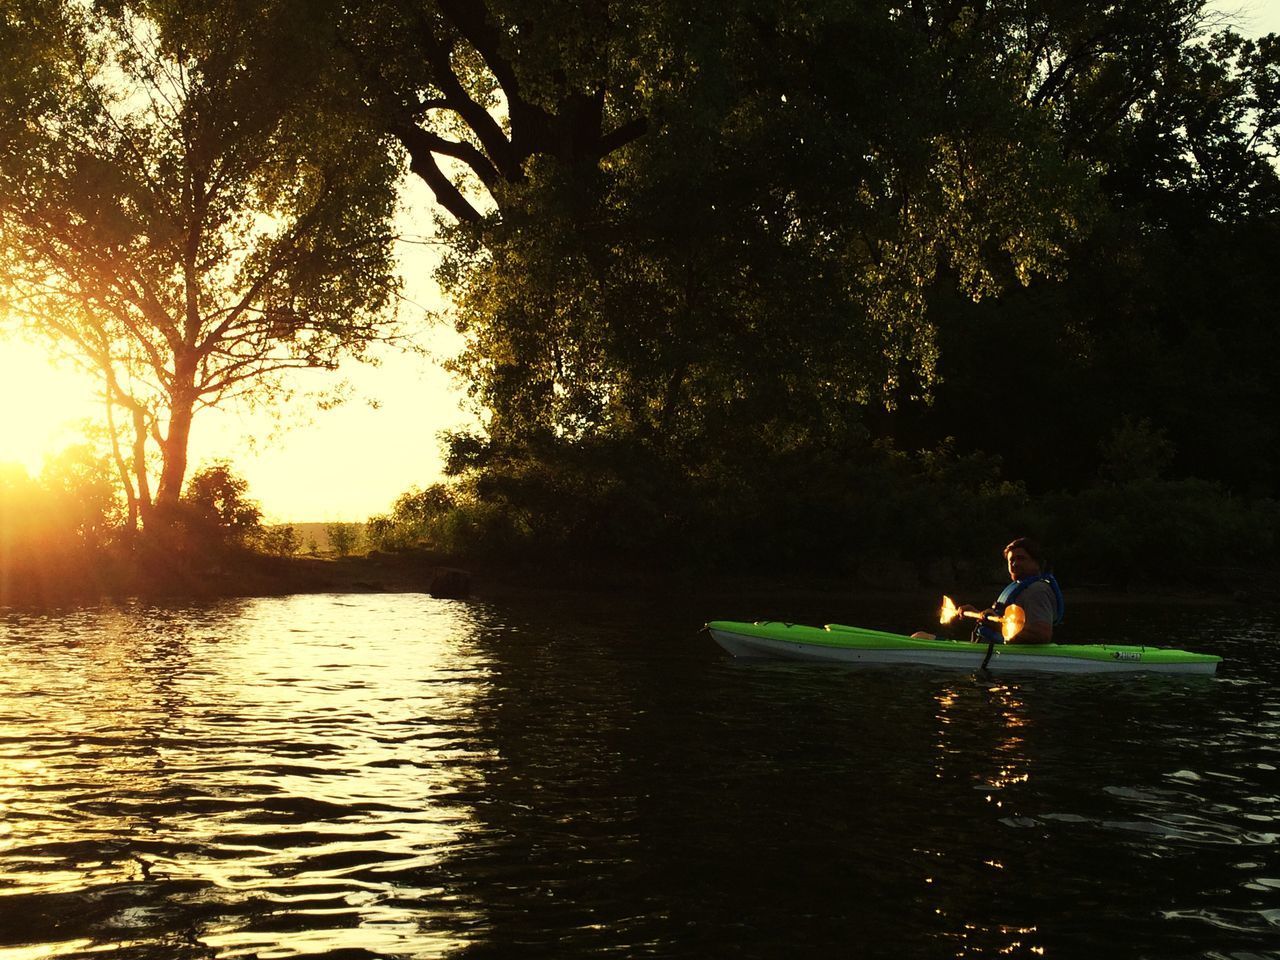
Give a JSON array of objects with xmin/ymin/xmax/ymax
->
[
  {"xmin": 421, "ymin": 603, "xmax": 651, "ymax": 955},
  {"xmin": 4, "ymin": 598, "xmax": 1262, "ymax": 957},
  {"xmin": 0, "ymin": 604, "xmax": 208, "ymax": 947},
  {"xmin": 429, "ymin": 602, "xmax": 1053, "ymax": 957}
]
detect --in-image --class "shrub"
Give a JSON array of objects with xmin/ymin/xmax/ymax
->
[
  {"xmin": 256, "ymin": 524, "xmax": 300, "ymax": 557},
  {"xmin": 325, "ymin": 522, "xmax": 362, "ymax": 557}
]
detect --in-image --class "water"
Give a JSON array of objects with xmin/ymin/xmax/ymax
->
[{"xmin": 0, "ymin": 591, "xmax": 1277, "ymax": 959}]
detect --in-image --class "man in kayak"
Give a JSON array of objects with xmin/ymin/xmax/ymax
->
[
  {"xmin": 913, "ymin": 537, "xmax": 1065, "ymax": 644},
  {"xmin": 967, "ymin": 538, "xmax": 1064, "ymax": 644}
]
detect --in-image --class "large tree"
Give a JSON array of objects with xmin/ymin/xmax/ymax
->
[
  {"xmin": 0, "ymin": 0, "xmax": 400, "ymax": 528},
  {"xmin": 332, "ymin": 0, "xmax": 1126, "ymax": 446},
  {"xmin": 893, "ymin": 24, "xmax": 1280, "ymax": 496}
]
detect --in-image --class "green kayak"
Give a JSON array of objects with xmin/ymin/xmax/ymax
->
[{"xmin": 706, "ymin": 620, "xmax": 1221, "ymax": 675}]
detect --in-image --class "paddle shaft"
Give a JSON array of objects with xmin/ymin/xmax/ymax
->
[{"xmin": 939, "ymin": 597, "xmax": 1025, "ymax": 642}]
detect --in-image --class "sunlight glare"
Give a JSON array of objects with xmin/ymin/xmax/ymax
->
[{"xmin": 0, "ymin": 338, "xmax": 101, "ymax": 475}]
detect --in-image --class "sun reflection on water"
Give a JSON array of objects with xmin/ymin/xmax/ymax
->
[{"xmin": 0, "ymin": 595, "xmax": 495, "ymax": 956}]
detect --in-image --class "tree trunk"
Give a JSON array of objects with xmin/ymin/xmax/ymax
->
[
  {"xmin": 132, "ymin": 406, "xmax": 154, "ymax": 529},
  {"xmin": 104, "ymin": 393, "xmax": 140, "ymax": 532},
  {"xmin": 155, "ymin": 392, "xmax": 195, "ymax": 509}
]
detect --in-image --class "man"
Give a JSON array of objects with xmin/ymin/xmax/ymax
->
[
  {"xmin": 962, "ymin": 538, "xmax": 1064, "ymax": 645},
  {"xmin": 912, "ymin": 538, "xmax": 1064, "ymax": 644}
]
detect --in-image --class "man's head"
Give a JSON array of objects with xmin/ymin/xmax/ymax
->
[{"xmin": 1004, "ymin": 537, "xmax": 1045, "ymax": 581}]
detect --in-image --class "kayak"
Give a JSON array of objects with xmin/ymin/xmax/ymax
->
[{"xmin": 706, "ymin": 620, "xmax": 1221, "ymax": 675}]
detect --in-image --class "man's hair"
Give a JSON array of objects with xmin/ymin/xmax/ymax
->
[{"xmin": 1004, "ymin": 537, "xmax": 1047, "ymax": 568}]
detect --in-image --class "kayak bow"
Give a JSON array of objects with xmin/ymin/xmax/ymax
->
[{"xmin": 706, "ymin": 620, "xmax": 1221, "ymax": 675}]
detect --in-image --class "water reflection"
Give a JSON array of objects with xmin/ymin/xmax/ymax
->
[
  {"xmin": 0, "ymin": 595, "xmax": 494, "ymax": 957},
  {"xmin": 0, "ymin": 595, "xmax": 1277, "ymax": 958},
  {"xmin": 926, "ymin": 679, "xmax": 1043, "ymax": 957}
]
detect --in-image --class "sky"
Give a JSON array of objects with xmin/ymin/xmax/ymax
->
[
  {"xmin": 188, "ymin": 174, "xmax": 476, "ymax": 523},
  {"xmin": 3, "ymin": 0, "xmax": 1279, "ymax": 522},
  {"xmin": 1219, "ymin": 0, "xmax": 1280, "ymax": 33}
]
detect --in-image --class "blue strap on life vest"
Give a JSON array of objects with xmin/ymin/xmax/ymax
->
[{"xmin": 975, "ymin": 573, "xmax": 1065, "ymax": 643}]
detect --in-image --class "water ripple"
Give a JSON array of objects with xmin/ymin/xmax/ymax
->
[{"xmin": 1, "ymin": 595, "xmax": 1278, "ymax": 958}]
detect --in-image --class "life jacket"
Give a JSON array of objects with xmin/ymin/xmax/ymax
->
[{"xmin": 975, "ymin": 573, "xmax": 1065, "ymax": 643}]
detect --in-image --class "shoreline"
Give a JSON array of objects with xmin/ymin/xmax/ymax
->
[{"xmin": 3, "ymin": 547, "xmax": 1277, "ymax": 609}]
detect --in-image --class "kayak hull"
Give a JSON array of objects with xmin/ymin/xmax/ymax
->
[{"xmin": 707, "ymin": 621, "xmax": 1221, "ymax": 675}]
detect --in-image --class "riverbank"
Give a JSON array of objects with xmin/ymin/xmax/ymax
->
[
  {"xmin": 0, "ymin": 549, "xmax": 471, "ymax": 607},
  {"xmin": 3, "ymin": 545, "xmax": 1276, "ymax": 609}
]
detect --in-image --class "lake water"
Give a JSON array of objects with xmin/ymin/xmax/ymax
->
[{"xmin": 0, "ymin": 590, "xmax": 1277, "ymax": 959}]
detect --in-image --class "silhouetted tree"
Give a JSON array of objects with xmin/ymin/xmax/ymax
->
[{"xmin": 0, "ymin": 0, "xmax": 400, "ymax": 529}]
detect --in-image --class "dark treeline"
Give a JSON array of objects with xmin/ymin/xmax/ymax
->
[
  {"xmin": 4, "ymin": 1, "xmax": 1280, "ymax": 593},
  {"xmin": 359, "ymin": 1, "xmax": 1280, "ymax": 588}
]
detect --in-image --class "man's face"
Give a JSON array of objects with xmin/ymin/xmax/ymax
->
[{"xmin": 1006, "ymin": 547, "xmax": 1041, "ymax": 581}]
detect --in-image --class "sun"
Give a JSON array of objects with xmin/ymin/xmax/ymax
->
[{"xmin": 0, "ymin": 335, "xmax": 103, "ymax": 476}]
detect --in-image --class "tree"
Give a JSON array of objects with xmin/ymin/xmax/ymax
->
[
  {"xmin": 328, "ymin": 0, "xmax": 1280, "ymax": 566},
  {"xmin": 894, "ymin": 23, "xmax": 1280, "ymax": 497},
  {"xmin": 180, "ymin": 461, "xmax": 262, "ymax": 547},
  {"xmin": 0, "ymin": 0, "xmax": 400, "ymax": 531},
  {"xmin": 332, "ymin": 1, "xmax": 1123, "ymax": 456},
  {"xmin": 256, "ymin": 523, "xmax": 300, "ymax": 556},
  {"xmin": 324, "ymin": 521, "xmax": 361, "ymax": 556},
  {"xmin": 39, "ymin": 442, "xmax": 124, "ymax": 550}
]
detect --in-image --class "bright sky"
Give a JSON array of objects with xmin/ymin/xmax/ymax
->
[
  {"xmin": 1220, "ymin": 0, "xmax": 1280, "ymax": 33},
  {"xmin": 191, "ymin": 174, "xmax": 478, "ymax": 522},
  {"xmin": 3, "ymin": 0, "xmax": 1278, "ymax": 521}
]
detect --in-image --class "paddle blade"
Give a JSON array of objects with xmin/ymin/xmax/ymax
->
[
  {"xmin": 939, "ymin": 595, "xmax": 959, "ymax": 625},
  {"xmin": 1001, "ymin": 604, "xmax": 1025, "ymax": 642}
]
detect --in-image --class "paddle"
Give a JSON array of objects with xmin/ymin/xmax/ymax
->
[{"xmin": 939, "ymin": 595, "xmax": 1026, "ymax": 642}]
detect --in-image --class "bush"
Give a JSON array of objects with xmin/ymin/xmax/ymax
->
[
  {"xmin": 324, "ymin": 522, "xmax": 362, "ymax": 557},
  {"xmin": 368, "ymin": 435, "xmax": 1280, "ymax": 587},
  {"xmin": 256, "ymin": 524, "xmax": 300, "ymax": 557},
  {"xmin": 1043, "ymin": 478, "xmax": 1279, "ymax": 586},
  {"xmin": 145, "ymin": 462, "xmax": 262, "ymax": 556}
]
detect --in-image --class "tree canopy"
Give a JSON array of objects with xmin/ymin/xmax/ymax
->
[
  {"xmin": 333, "ymin": 1, "xmax": 1139, "ymax": 445},
  {"xmin": 4, "ymin": 0, "xmax": 1278, "ymax": 583},
  {"xmin": 337, "ymin": 0, "xmax": 1280, "ymax": 577}
]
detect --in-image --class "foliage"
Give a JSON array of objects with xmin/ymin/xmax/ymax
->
[
  {"xmin": 8, "ymin": 1, "xmax": 1280, "ymax": 590},
  {"xmin": 365, "ymin": 484, "xmax": 456, "ymax": 551},
  {"xmin": 2, "ymin": 460, "xmax": 100, "ymax": 558},
  {"xmin": 1098, "ymin": 416, "xmax": 1176, "ymax": 485},
  {"xmin": 147, "ymin": 462, "xmax": 264, "ymax": 552},
  {"xmin": 334, "ymin": 1, "xmax": 1280, "ymax": 587},
  {"xmin": 1041, "ymin": 480, "xmax": 1280, "ymax": 587},
  {"xmin": 37, "ymin": 444, "xmax": 124, "ymax": 550},
  {"xmin": 902, "ymin": 25, "xmax": 1280, "ymax": 498},
  {"xmin": 324, "ymin": 522, "xmax": 362, "ymax": 557},
  {"xmin": 416, "ymin": 0, "xmax": 1104, "ymax": 451},
  {"xmin": 0, "ymin": 0, "xmax": 401, "ymax": 528},
  {"xmin": 0, "ymin": 451, "xmax": 123, "ymax": 602},
  {"xmin": 371, "ymin": 440, "xmax": 1280, "ymax": 590},
  {"xmin": 255, "ymin": 524, "xmax": 301, "ymax": 557},
  {"xmin": 371, "ymin": 436, "xmax": 1025, "ymax": 573}
]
